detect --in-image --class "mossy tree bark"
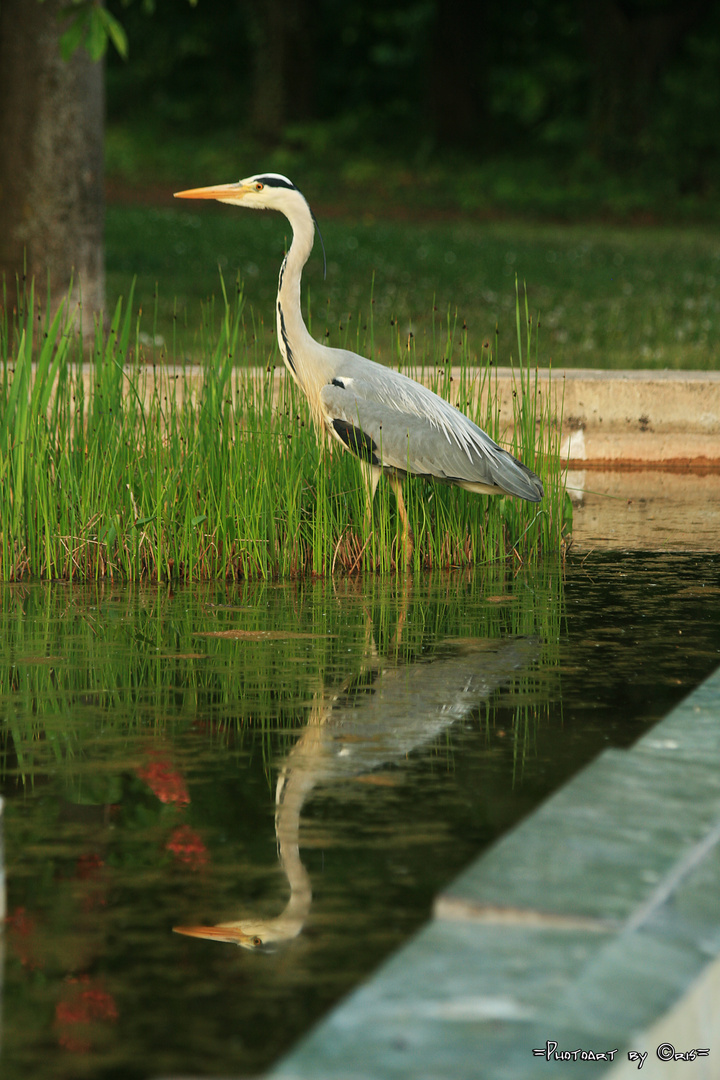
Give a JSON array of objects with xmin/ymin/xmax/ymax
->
[{"xmin": 0, "ymin": 0, "xmax": 104, "ymax": 330}]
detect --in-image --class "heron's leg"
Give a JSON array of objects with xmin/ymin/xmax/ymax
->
[
  {"xmin": 361, "ymin": 463, "xmax": 382, "ymax": 532},
  {"xmin": 389, "ymin": 474, "xmax": 414, "ymax": 562}
]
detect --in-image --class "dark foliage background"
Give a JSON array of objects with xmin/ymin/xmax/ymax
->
[{"xmin": 106, "ymin": 0, "xmax": 720, "ymax": 200}]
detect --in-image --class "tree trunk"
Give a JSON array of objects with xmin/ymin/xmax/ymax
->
[
  {"xmin": 248, "ymin": 0, "xmax": 314, "ymax": 141},
  {"xmin": 0, "ymin": 0, "xmax": 104, "ymax": 331},
  {"xmin": 428, "ymin": 0, "xmax": 488, "ymax": 148},
  {"xmin": 582, "ymin": 0, "xmax": 710, "ymax": 167}
]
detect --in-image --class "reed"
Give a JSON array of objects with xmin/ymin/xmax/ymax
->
[{"xmin": 0, "ymin": 276, "xmax": 570, "ymax": 582}]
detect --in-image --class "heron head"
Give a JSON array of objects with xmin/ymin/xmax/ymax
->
[
  {"xmin": 174, "ymin": 173, "xmax": 298, "ymax": 210},
  {"xmin": 173, "ymin": 911, "xmax": 301, "ymax": 951}
]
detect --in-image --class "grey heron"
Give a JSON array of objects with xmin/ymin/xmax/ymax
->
[{"xmin": 174, "ymin": 174, "xmax": 543, "ymax": 550}]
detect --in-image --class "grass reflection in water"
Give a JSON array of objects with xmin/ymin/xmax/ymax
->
[
  {"xmin": 0, "ymin": 567, "xmax": 559, "ymax": 1078},
  {"xmin": 2, "ymin": 554, "xmax": 720, "ymax": 1078}
]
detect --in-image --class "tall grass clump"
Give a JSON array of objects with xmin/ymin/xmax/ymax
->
[{"xmin": 0, "ymin": 275, "xmax": 570, "ymax": 582}]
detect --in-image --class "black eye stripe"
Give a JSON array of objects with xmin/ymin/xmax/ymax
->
[{"xmin": 252, "ymin": 175, "xmax": 295, "ymax": 190}]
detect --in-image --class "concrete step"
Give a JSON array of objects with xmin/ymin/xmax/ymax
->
[{"xmin": 34, "ymin": 363, "xmax": 720, "ymax": 466}]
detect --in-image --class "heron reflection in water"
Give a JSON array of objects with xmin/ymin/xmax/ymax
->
[{"xmin": 173, "ymin": 634, "xmax": 536, "ymax": 949}]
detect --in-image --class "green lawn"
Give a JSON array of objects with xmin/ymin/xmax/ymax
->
[{"xmin": 106, "ymin": 199, "xmax": 720, "ymax": 371}]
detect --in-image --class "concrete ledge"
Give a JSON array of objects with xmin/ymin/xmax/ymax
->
[
  {"xmin": 545, "ymin": 369, "xmax": 720, "ymax": 467},
  {"xmin": 31, "ymin": 363, "xmax": 720, "ymax": 467},
  {"xmin": 261, "ymin": 665, "xmax": 720, "ymax": 1080}
]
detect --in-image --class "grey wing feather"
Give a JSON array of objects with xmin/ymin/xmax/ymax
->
[{"xmin": 319, "ymin": 374, "xmax": 543, "ymax": 502}]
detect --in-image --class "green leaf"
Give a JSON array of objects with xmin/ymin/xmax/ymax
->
[
  {"xmin": 98, "ymin": 8, "xmax": 129, "ymax": 60},
  {"xmin": 86, "ymin": 7, "xmax": 108, "ymax": 62},
  {"xmin": 191, "ymin": 514, "xmax": 207, "ymax": 527},
  {"xmin": 58, "ymin": 10, "xmax": 88, "ymax": 62},
  {"xmin": 57, "ymin": 3, "xmax": 129, "ymax": 62}
]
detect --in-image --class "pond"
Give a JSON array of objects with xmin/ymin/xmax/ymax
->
[{"xmin": 2, "ymin": 552, "xmax": 720, "ymax": 1079}]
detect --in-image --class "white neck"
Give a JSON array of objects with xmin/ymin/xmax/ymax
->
[
  {"xmin": 270, "ymin": 761, "xmax": 315, "ymax": 936},
  {"xmin": 274, "ymin": 191, "xmax": 335, "ymax": 412}
]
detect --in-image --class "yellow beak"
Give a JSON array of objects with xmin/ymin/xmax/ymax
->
[
  {"xmin": 173, "ymin": 182, "xmax": 247, "ymax": 201},
  {"xmin": 173, "ymin": 923, "xmax": 260, "ymax": 946}
]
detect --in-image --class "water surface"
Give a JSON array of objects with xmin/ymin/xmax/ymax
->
[{"xmin": 2, "ymin": 553, "xmax": 719, "ymax": 1078}]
